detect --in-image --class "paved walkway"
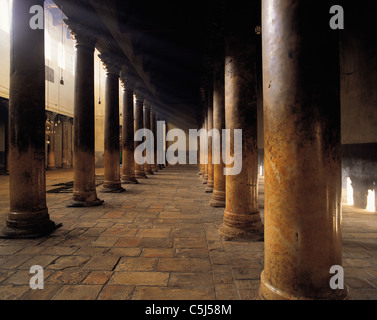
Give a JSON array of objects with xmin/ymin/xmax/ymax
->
[{"xmin": 0, "ymin": 165, "xmax": 376, "ymax": 300}]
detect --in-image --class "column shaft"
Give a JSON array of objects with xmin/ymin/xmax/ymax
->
[
  {"xmin": 220, "ymin": 1, "xmax": 263, "ymax": 240},
  {"xmin": 134, "ymin": 95, "xmax": 147, "ymax": 179},
  {"xmin": 2, "ymin": 0, "xmax": 58, "ymax": 238},
  {"xmin": 102, "ymin": 65, "xmax": 124, "ymax": 193},
  {"xmin": 205, "ymin": 91, "xmax": 214, "ymax": 193},
  {"xmin": 210, "ymin": 58, "xmax": 226, "ymax": 207},
  {"xmin": 62, "ymin": 118, "xmax": 70, "ymax": 168},
  {"xmin": 121, "ymin": 87, "xmax": 138, "ymax": 184},
  {"xmin": 151, "ymin": 111, "xmax": 158, "ymax": 172},
  {"xmin": 258, "ymin": 0, "xmax": 348, "ymax": 300},
  {"xmin": 67, "ymin": 21, "xmax": 103, "ymax": 207},
  {"xmin": 143, "ymin": 105, "xmax": 154, "ymax": 175}
]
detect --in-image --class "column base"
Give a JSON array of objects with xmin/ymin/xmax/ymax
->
[
  {"xmin": 205, "ymin": 180, "xmax": 214, "ymax": 193},
  {"xmin": 100, "ymin": 186, "xmax": 125, "ymax": 193},
  {"xmin": 1, "ymin": 209, "xmax": 62, "ymax": 239},
  {"xmin": 135, "ymin": 171, "xmax": 147, "ymax": 179},
  {"xmin": 210, "ymin": 190, "xmax": 226, "ymax": 208},
  {"xmin": 219, "ymin": 210, "xmax": 264, "ymax": 241},
  {"xmin": 258, "ymin": 271, "xmax": 349, "ymax": 300},
  {"xmin": 145, "ymin": 171, "xmax": 154, "ymax": 175},
  {"xmin": 68, "ymin": 192, "xmax": 104, "ymax": 207},
  {"xmin": 121, "ymin": 177, "xmax": 139, "ymax": 184}
]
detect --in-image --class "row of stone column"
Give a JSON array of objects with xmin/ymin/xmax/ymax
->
[
  {"xmin": 199, "ymin": 0, "xmax": 348, "ymax": 300},
  {"xmin": 1, "ymin": 0, "xmax": 164, "ymax": 237}
]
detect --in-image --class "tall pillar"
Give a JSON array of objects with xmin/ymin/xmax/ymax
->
[
  {"xmin": 99, "ymin": 54, "xmax": 124, "ymax": 193},
  {"xmin": 66, "ymin": 20, "xmax": 103, "ymax": 207},
  {"xmin": 120, "ymin": 73, "xmax": 139, "ymax": 184},
  {"xmin": 2, "ymin": 0, "xmax": 58, "ymax": 238},
  {"xmin": 62, "ymin": 116, "xmax": 70, "ymax": 168},
  {"xmin": 47, "ymin": 113, "xmax": 57, "ymax": 170},
  {"xmin": 202, "ymin": 98, "xmax": 208, "ymax": 185},
  {"xmin": 205, "ymin": 88, "xmax": 214, "ymax": 193},
  {"xmin": 143, "ymin": 103, "xmax": 154, "ymax": 175},
  {"xmin": 210, "ymin": 57, "xmax": 226, "ymax": 207},
  {"xmin": 258, "ymin": 0, "xmax": 348, "ymax": 300},
  {"xmin": 219, "ymin": 1, "xmax": 263, "ymax": 241},
  {"xmin": 134, "ymin": 91, "xmax": 147, "ymax": 179},
  {"xmin": 151, "ymin": 110, "xmax": 158, "ymax": 172}
]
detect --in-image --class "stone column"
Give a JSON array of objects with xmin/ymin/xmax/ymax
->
[
  {"xmin": 66, "ymin": 20, "xmax": 103, "ymax": 207},
  {"xmin": 205, "ymin": 88, "xmax": 214, "ymax": 193},
  {"xmin": 2, "ymin": 0, "xmax": 58, "ymax": 238},
  {"xmin": 134, "ymin": 91, "xmax": 147, "ymax": 179},
  {"xmin": 120, "ymin": 73, "xmax": 139, "ymax": 184},
  {"xmin": 202, "ymin": 98, "xmax": 208, "ymax": 185},
  {"xmin": 219, "ymin": 2, "xmax": 263, "ymax": 241},
  {"xmin": 258, "ymin": 0, "xmax": 348, "ymax": 300},
  {"xmin": 99, "ymin": 54, "xmax": 124, "ymax": 193},
  {"xmin": 143, "ymin": 103, "xmax": 154, "ymax": 175},
  {"xmin": 157, "ymin": 115, "xmax": 164, "ymax": 170},
  {"xmin": 210, "ymin": 58, "xmax": 226, "ymax": 207},
  {"xmin": 47, "ymin": 113, "xmax": 57, "ymax": 170},
  {"xmin": 62, "ymin": 116, "xmax": 70, "ymax": 168},
  {"xmin": 151, "ymin": 110, "xmax": 158, "ymax": 172}
]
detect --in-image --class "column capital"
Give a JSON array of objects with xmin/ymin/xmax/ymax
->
[
  {"xmin": 64, "ymin": 19, "xmax": 97, "ymax": 49},
  {"xmin": 98, "ymin": 53, "xmax": 122, "ymax": 76},
  {"xmin": 120, "ymin": 68, "xmax": 138, "ymax": 91}
]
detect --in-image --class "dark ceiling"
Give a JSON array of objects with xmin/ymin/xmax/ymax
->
[{"xmin": 53, "ymin": 0, "xmax": 217, "ymax": 129}]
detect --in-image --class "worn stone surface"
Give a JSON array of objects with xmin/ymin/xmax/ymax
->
[
  {"xmin": 260, "ymin": 0, "xmax": 346, "ymax": 300},
  {"xmin": 0, "ymin": 166, "xmax": 376, "ymax": 300}
]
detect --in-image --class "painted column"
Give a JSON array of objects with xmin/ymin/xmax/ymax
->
[
  {"xmin": 99, "ymin": 54, "xmax": 124, "ymax": 193},
  {"xmin": 120, "ymin": 73, "xmax": 139, "ymax": 184},
  {"xmin": 219, "ymin": 1, "xmax": 263, "ymax": 241},
  {"xmin": 134, "ymin": 91, "xmax": 147, "ymax": 179},
  {"xmin": 62, "ymin": 116, "xmax": 71, "ymax": 168},
  {"xmin": 66, "ymin": 20, "xmax": 103, "ymax": 207},
  {"xmin": 2, "ymin": 0, "xmax": 58, "ymax": 238},
  {"xmin": 47, "ymin": 113, "xmax": 57, "ymax": 170},
  {"xmin": 258, "ymin": 0, "xmax": 348, "ymax": 300},
  {"xmin": 210, "ymin": 58, "xmax": 226, "ymax": 207}
]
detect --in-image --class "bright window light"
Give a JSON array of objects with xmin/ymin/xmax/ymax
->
[
  {"xmin": 366, "ymin": 189, "xmax": 376, "ymax": 213},
  {"xmin": 347, "ymin": 177, "xmax": 354, "ymax": 206},
  {"xmin": 45, "ymin": 31, "xmax": 51, "ymax": 60},
  {"xmin": 0, "ymin": 0, "xmax": 10, "ymax": 33},
  {"xmin": 58, "ymin": 43, "xmax": 65, "ymax": 69}
]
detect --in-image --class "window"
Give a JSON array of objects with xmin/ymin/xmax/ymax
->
[
  {"xmin": 0, "ymin": 0, "xmax": 10, "ymax": 33},
  {"xmin": 45, "ymin": 31, "xmax": 51, "ymax": 61},
  {"xmin": 58, "ymin": 43, "xmax": 65, "ymax": 69}
]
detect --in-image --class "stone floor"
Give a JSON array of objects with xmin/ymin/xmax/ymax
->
[{"xmin": 0, "ymin": 165, "xmax": 376, "ymax": 300}]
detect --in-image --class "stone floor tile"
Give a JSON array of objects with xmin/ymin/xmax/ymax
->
[
  {"xmin": 157, "ymin": 258, "xmax": 211, "ymax": 273},
  {"xmin": 132, "ymin": 286, "xmax": 216, "ymax": 300},
  {"xmin": 0, "ymin": 285, "xmax": 30, "ymax": 300},
  {"xmin": 47, "ymin": 270, "xmax": 89, "ymax": 284},
  {"xmin": 82, "ymin": 271, "xmax": 113, "ymax": 285},
  {"xmin": 168, "ymin": 272, "xmax": 213, "ymax": 287},
  {"xmin": 82, "ymin": 256, "xmax": 120, "ymax": 271},
  {"xmin": 108, "ymin": 272, "xmax": 169, "ymax": 286},
  {"xmin": 52, "ymin": 285, "xmax": 103, "ymax": 300},
  {"xmin": 115, "ymin": 257, "xmax": 158, "ymax": 272},
  {"xmin": 97, "ymin": 285, "xmax": 134, "ymax": 300}
]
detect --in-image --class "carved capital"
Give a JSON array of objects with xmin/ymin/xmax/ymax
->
[
  {"xmin": 98, "ymin": 53, "xmax": 122, "ymax": 76},
  {"xmin": 64, "ymin": 19, "xmax": 97, "ymax": 49},
  {"xmin": 120, "ymin": 67, "xmax": 138, "ymax": 91}
]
